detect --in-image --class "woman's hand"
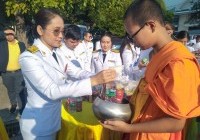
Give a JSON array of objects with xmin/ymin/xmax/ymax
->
[{"xmin": 90, "ymin": 69, "xmax": 116, "ymax": 86}]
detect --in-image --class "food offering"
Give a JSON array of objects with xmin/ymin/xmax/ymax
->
[
  {"xmin": 65, "ymin": 97, "xmax": 83, "ymax": 113},
  {"xmin": 93, "ymin": 66, "xmax": 139, "ymax": 122}
]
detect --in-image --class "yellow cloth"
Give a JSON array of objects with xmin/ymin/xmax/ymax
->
[
  {"xmin": 7, "ymin": 40, "xmax": 21, "ymax": 71},
  {"xmin": 57, "ymin": 101, "xmax": 123, "ymax": 140},
  {"xmin": 0, "ymin": 117, "xmax": 9, "ymax": 140}
]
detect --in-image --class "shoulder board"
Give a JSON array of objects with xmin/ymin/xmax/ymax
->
[
  {"xmin": 27, "ymin": 45, "xmax": 39, "ymax": 53},
  {"xmin": 111, "ymin": 49, "xmax": 120, "ymax": 53},
  {"xmin": 93, "ymin": 49, "xmax": 101, "ymax": 53}
]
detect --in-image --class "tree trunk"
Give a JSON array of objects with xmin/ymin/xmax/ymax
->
[{"xmin": 15, "ymin": 15, "xmax": 29, "ymax": 47}]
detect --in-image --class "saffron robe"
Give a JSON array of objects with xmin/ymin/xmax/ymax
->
[{"xmin": 129, "ymin": 41, "xmax": 200, "ymax": 140}]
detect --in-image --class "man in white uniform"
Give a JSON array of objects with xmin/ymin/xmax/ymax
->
[
  {"xmin": 60, "ymin": 25, "xmax": 84, "ymax": 68},
  {"xmin": 76, "ymin": 31, "xmax": 94, "ymax": 71}
]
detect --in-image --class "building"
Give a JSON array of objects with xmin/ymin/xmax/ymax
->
[{"xmin": 165, "ymin": 0, "xmax": 200, "ymax": 35}]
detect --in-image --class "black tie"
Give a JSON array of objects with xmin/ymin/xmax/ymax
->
[
  {"xmin": 52, "ymin": 52, "xmax": 59, "ymax": 64},
  {"xmin": 103, "ymin": 53, "xmax": 106, "ymax": 63}
]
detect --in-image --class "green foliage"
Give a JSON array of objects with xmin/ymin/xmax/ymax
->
[
  {"xmin": 89, "ymin": 0, "xmax": 132, "ymax": 37},
  {"xmin": 155, "ymin": 0, "xmax": 174, "ymax": 22},
  {"xmin": 5, "ymin": 0, "xmax": 66, "ymax": 17},
  {"xmin": 4, "ymin": 0, "xmax": 173, "ymax": 37},
  {"xmin": 164, "ymin": 10, "xmax": 174, "ymax": 23}
]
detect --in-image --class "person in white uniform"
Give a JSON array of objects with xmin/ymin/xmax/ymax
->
[
  {"xmin": 19, "ymin": 8, "xmax": 116, "ymax": 140},
  {"xmin": 76, "ymin": 31, "xmax": 94, "ymax": 71},
  {"xmin": 95, "ymin": 40, "xmax": 101, "ymax": 51},
  {"xmin": 176, "ymin": 30, "xmax": 195, "ymax": 52},
  {"xmin": 59, "ymin": 25, "xmax": 85, "ymax": 70},
  {"xmin": 120, "ymin": 36, "xmax": 140, "ymax": 78},
  {"xmin": 91, "ymin": 32, "xmax": 122, "ymax": 73},
  {"xmin": 194, "ymin": 35, "xmax": 200, "ymax": 51}
]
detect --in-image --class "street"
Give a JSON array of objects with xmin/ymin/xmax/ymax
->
[{"xmin": 0, "ymin": 76, "xmax": 23, "ymax": 140}]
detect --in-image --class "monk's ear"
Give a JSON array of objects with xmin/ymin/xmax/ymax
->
[
  {"xmin": 146, "ymin": 20, "xmax": 156, "ymax": 33},
  {"xmin": 37, "ymin": 25, "xmax": 44, "ymax": 36}
]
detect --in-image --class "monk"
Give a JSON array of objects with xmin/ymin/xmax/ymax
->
[{"xmin": 101, "ymin": 0, "xmax": 200, "ymax": 140}]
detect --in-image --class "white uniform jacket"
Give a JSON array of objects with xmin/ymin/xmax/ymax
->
[
  {"xmin": 59, "ymin": 43, "xmax": 85, "ymax": 69},
  {"xmin": 19, "ymin": 39, "xmax": 92, "ymax": 136},
  {"xmin": 122, "ymin": 43, "xmax": 140, "ymax": 75},
  {"xmin": 91, "ymin": 49, "xmax": 122, "ymax": 73},
  {"xmin": 75, "ymin": 41, "xmax": 93, "ymax": 71}
]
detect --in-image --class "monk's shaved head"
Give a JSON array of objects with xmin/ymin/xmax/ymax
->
[{"xmin": 124, "ymin": 0, "xmax": 165, "ymax": 26}]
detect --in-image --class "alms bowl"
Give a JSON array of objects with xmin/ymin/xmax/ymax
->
[{"xmin": 92, "ymin": 97, "xmax": 132, "ymax": 122}]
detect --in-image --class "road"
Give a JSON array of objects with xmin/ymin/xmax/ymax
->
[
  {"xmin": 0, "ymin": 76, "xmax": 9, "ymax": 110},
  {"xmin": 0, "ymin": 76, "xmax": 23, "ymax": 140}
]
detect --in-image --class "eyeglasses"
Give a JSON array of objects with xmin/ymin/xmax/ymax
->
[
  {"xmin": 45, "ymin": 28, "xmax": 64, "ymax": 36},
  {"xmin": 127, "ymin": 23, "xmax": 146, "ymax": 42}
]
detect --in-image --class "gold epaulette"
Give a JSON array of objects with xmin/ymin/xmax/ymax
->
[
  {"xmin": 93, "ymin": 49, "xmax": 101, "ymax": 53},
  {"xmin": 27, "ymin": 45, "xmax": 39, "ymax": 53},
  {"xmin": 111, "ymin": 49, "xmax": 120, "ymax": 53}
]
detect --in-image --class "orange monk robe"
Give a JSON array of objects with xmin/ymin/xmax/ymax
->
[{"xmin": 129, "ymin": 41, "xmax": 200, "ymax": 140}]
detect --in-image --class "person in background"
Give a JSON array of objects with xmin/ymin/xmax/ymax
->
[
  {"xmin": 176, "ymin": 30, "xmax": 195, "ymax": 52},
  {"xmin": 19, "ymin": 8, "xmax": 116, "ymax": 140},
  {"xmin": 0, "ymin": 26, "xmax": 27, "ymax": 114},
  {"xmin": 148, "ymin": 21, "xmax": 176, "ymax": 60},
  {"xmin": 120, "ymin": 36, "xmax": 140, "ymax": 79},
  {"xmin": 59, "ymin": 24, "xmax": 85, "ymax": 71},
  {"xmin": 76, "ymin": 31, "xmax": 94, "ymax": 72},
  {"xmin": 95, "ymin": 40, "xmax": 101, "ymax": 51},
  {"xmin": 101, "ymin": 0, "xmax": 200, "ymax": 140},
  {"xmin": 194, "ymin": 35, "xmax": 200, "ymax": 51},
  {"xmin": 91, "ymin": 32, "xmax": 122, "ymax": 74},
  {"xmin": 165, "ymin": 21, "xmax": 175, "ymax": 38}
]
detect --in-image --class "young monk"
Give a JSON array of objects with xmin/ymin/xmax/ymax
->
[{"xmin": 101, "ymin": 0, "xmax": 200, "ymax": 140}]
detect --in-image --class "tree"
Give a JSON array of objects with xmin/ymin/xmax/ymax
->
[
  {"xmin": 4, "ymin": 0, "xmax": 172, "ymax": 43},
  {"xmin": 88, "ymin": 0, "xmax": 132, "ymax": 37},
  {"xmin": 5, "ymin": 0, "xmax": 66, "ymax": 46},
  {"xmin": 191, "ymin": 0, "xmax": 200, "ymax": 26}
]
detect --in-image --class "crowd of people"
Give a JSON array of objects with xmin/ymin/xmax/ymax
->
[{"xmin": 0, "ymin": 0, "xmax": 200, "ymax": 140}]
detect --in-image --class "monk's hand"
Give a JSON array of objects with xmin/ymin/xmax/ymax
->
[
  {"xmin": 100, "ymin": 120, "xmax": 132, "ymax": 133},
  {"xmin": 90, "ymin": 69, "xmax": 116, "ymax": 86}
]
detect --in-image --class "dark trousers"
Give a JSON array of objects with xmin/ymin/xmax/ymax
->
[{"xmin": 1, "ymin": 70, "xmax": 26, "ymax": 110}]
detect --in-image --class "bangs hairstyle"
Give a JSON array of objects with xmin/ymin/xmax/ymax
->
[
  {"xmin": 124, "ymin": 0, "xmax": 165, "ymax": 26},
  {"xmin": 100, "ymin": 31, "xmax": 113, "ymax": 43}
]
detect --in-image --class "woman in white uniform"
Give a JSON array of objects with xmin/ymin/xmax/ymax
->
[
  {"xmin": 120, "ymin": 37, "xmax": 140, "ymax": 78},
  {"xmin": 19, "ymin": 8, "xmax": 116, "ymax": 140},
  {"xmin": 91, "ymin": 32, "xmax": 122, "ymax": 73}
]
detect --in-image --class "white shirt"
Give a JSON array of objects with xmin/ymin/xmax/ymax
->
[
  {"xmin": 95, "ymin": 41, "xmax": 101, "ymax": 51},
  {"xmin": 194, "ymin": 42, "xmax": 200, "ymax": 51}
]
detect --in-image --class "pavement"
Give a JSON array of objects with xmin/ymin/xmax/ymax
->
[{"xmin": 0, "ymin": 76, "xmax": 23, "ymax": 140}]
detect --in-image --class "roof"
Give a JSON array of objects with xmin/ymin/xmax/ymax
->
[{"xmin": 164, "ymin": 0, "xmax": 199, "ymax": 14}]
